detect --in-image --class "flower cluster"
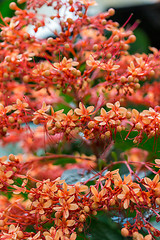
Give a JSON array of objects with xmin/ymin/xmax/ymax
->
[
  {"xmin": 0, "ymin": 156, "xmax": 160, "ymax": 239},
  {"xmin": 0, "ymin": 0, "xmax": 160, "ymax": 239},
  {"xmin": 31, "ymin": 101, "xmax": 160, "ymax": 149}
]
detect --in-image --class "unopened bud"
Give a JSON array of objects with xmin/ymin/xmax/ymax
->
[
  {"xmin": 129, "ymin": 35, "xmax": 136, "ymax": 43},
  {"xmin": 93, "ymin": 44, "xmax": 98, "ymax": 51},
  {"xmin": 128, "ymin": 76, "xmax": 133, "ymax": 82},
  {"xmin": 8, "ymin": 116, "xmax": 15, "ymax": 123},
  {"xmin": 78, "ymin": 11, "xmax": 83, "ymax": 17},
  {"xmin": 9, "ymin": 154, "xmax": 15, "ymax": 161},
  {"xmin": 135, "ymin": 83, "xmax": 140, "ymax": 89},
  {"xmin": 23, "ymin": 32, "xmax": 30, "ymax": 39},
  {"xmin": 0, "ymin": 220, "xmax": 5, "ymax": 227},
  {"xmin": 105, "ymin": 131, "xmax": 111, "ymax": 138},
  {"xmin": 41, "ymin": 215, "xmax": 47, "ymax": 221},
  {"xmin": 155, "ymin": 197, "xmax": 160, "ymax": 206},
  {"xmin": 47, "ymin": 37, "xmax": 54, "ymax": 45},
  {"xmin": 121, "ymin": 228, "xmax": 129, "ymax": 237},
  {"xmin": 84, "ymin": 206, "xmax": 90, "ymax": 213},
  {"xmin": 126, "ymin": 111, "xmax": 131, "ymax": 119},
  {"xmin": 79, "ymin": 214, "xmax": 86, "ymax": 222},
  {"xmin": 101, "ymin": 19, "xmax": 107, "ymax": 25},
  {"xmin": 92, "ymin": 210, "xmax": 97, "ymax": 216},
  {"xmin": 67, "ymin": 18, "xmax": 74, "ymax": 24},
  {"xmin": 88, "ymin": 121, "xmax": 95, "ymax": 129},
  {"xmin": 64, "ymin": 43, "xmax": 70, "ymax": 48},
  {"xmin": 23, "ymin": 75, "xmax": 30, "ymax": 83},
  {"xmin": 17, "ymin": 231, "xmax": 24, "ymax": 239},
  {"xmin": 5, "ymin": 56, "xmax": 11, "ymax": 62},
  {"xmin": 144, "ymin": 234, "xmax": 152, "ymax": 240},
  {"xmin": 9, "ymin": 2, "xmax": 17, "ymax": 10},
  {"xmin": 120, "ymin": 76, "xmax": 126, "ymax": 83},
  {"xmin": 44, "ymin": 70, "xmax": 50, "ymax": 77},
  {"xmin": 113, "ymin": 35, "xmax": 119, "ymax": 42},
  {"xmin": 3, "ymin": 127, "xmax": 8, "ymax": 132},
  {"xmin": 78, "ymin": 227, "xmax": 83, "ymax": 232},
  {"xmin": 150, "ymin": 70, "xmax": 155, "ymax": 77},
  {"xmin": 55, "ymin": 122, "xmax": 61, "ymax": 128},
  {"xmin": 135, "ymin": 122, "xmax": 143, "ymax": 130},
  {"xmin": 108, "ymin": 8, "xmax": 115, "ymax": 16},
  {"xmin": 69, "ymin": 0, "xmax": 73, "ymax": 4}
]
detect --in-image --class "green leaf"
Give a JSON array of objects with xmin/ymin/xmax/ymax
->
[
  {"xmin": 115, "ymin": 131, "xmax": 160, "ymax": 159},
  {"xmin": 85, "ymin": 213, "xmax": 126, "ymax": 240},
  {"xmin": 0, "ymin": 0, "xmax": 14, "ymax": 22},
  {"xmin": 54, "ymin": 157, "xmax": 75, "ymax": 166},
  {"xmin": 111, "ymin": 151, "xmax": 118, "ymax": 162},
  {"xmin": 129, "ymin": 28, "xmax": 150, "ymax": 54},
  {"xmin": 98, "ymin": 158, "xmax": 106, "ymax": 171}
]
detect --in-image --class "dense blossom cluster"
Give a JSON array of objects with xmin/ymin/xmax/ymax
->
[
  {"xmin": 0, "ymin": 0, "xmax": 160, "ymax": 239},
  {"xmin": 0, "ymin": 155, "xmax": 160, "ymax": 240}
]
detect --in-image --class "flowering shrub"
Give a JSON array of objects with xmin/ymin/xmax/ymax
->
[{"xmin": 0, "ymin": 0, "xmax": 160, "ymax": 239}]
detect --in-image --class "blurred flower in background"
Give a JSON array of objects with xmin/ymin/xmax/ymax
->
[{"xmin": 1, "ymin": 0, "xmax": 158, "ymax": 50}]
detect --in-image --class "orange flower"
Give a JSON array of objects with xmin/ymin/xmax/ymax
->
[
  {"xmin": 1, "ymin": 224, "xmax": 24, "ymax": 240},
  {"xmin": 86, "ymin": 55, "xmax": 103, "ymax": 69},
  {"xmin": 0, "ymin": 169, "xmax": 14, "ymax": 189},
  {"xmin": 100, "ymin": 59, "xmax": 120, "ymax": 71},
  {"xmin": 91, "ymin": 186, "xmax": 106, "ymax": 203},
  {"xmin": 36, "ymin": 102, "xmax": 50, "ymax": 115},
  {"xmin": 53, "ymin": 57, "xmax": 79, "ymax": 71},
  {"xmin": 94, "ymin": 107, "xmax": 114, "ymax": 125},
  {"xmin": 74, "ymin": 102, "xmax": 94, "ymax": 117},
  {"xmin": 49, "ymin": 107, "xmax": 65, "ymax": 122},
  {"xmin": 57, "ymin": 182, "xmax": 75, "ymax": 198},
  {"xmin": 44, "ymin": 227, "xmax": 76, "ymax": 240},
  {"xmin": 0, "ymin": 103, "xmax": 12, "ymax": 116},
  {"xmin": 144, "ymin": 174, "xmax": 160, "ymax": 196},
  {"xmin": 107, "ymin": 101, "xmax": 127, "ymax": 117},
  {"xmin": 53, "ymin": 195, "xmax": 78, "ymax": 219},
  {"xmin": 117, "ymin": 184, "xmax": 140, "ymax": 209},
  {"xmin": 61, "ymin": 109, "xmax": 79, "ymax": 127},
  {"xmin": 123, "ymin": 148, "xmax": 148, "ymax": 164},
  {"xmin": 12, "ymin": 99, "xmax": 29, "ymax": 114},
  {"xmin": 75, "ymin": 182, "xmax": 89, "ymax": 194},
  {"xmin": 141, "ymin": 107, "xmax": 160, "ymax": 121},
  {"xmin": 116, "ymin": 174, "xmax": 141, "ymax": 209},
  {"xmin": 128, "ymin": 60, "xmax": 141, "ymax": 77},
  {"xmin": 114, "ymin": 174, "xmax": 132, "ymax": 188},
  {"xmin": 99, "ymin": 169, "xmax": 120, "ymax": 187}
]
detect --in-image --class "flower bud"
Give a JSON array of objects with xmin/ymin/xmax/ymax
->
[
  {"xmin": 88, "ymin": 121, "xmax": 95, "ymax": 129},
  {"xmin": 101, "ymin": 19, "xmax": 107, "ymax": 25},
  {"xmin": 9, "ymin": 154, "xmax": 15, "ymax": 161},
  {"xmin": 67, "ymin": 18, "xmax": 74, "ymax": 24},
  {"xmin": 135, "ymin": 122, "xmax": 143, "ymax": 130},
  {"xmin": 84, "ymin": 206, "xmax": 90, "ymax": 213},
  {"xmin": 121, "ymin": 228, "xmax": 129, "ymax": 237},
  {"xmin": 17, "ymin": 231, "xmax": 24, "ymax": 239},
  {"xmin": 8, "ymin": 116, "xmax": 15, "ymax": 123},
  {"xmin": 155, "ymin": 197, "xmax": 160, "ymax": 206},
  {"xmin": 129, "ymin": 35, "xmax": 136, "ymax": 43},
  {"xmin": 144, "ymin": 234, "xmax": 152, "ymax": 240},
  {"xmin": 0, "ymin": 220, "xmax": 4, "ymax": 227},
  {"xmin": 9, "ymin": 2, "xmax": 17, "ymax": 10},
  {"xmin": 79, "ymin": 214, "xmax": 86, "ymax": 222},
  {"xmin": 47, "ymin": 37, "xmax": 54, "ymax": 45},
  {"xmin": 108, "ymin": 8, "xmax": 115, "ymax": 16}
]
